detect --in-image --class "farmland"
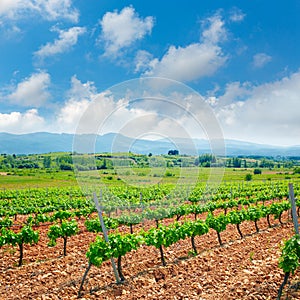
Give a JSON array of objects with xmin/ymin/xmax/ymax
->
[{"xmin": 1, "ymin": 152, "xmax": 300, "ymax": 299}]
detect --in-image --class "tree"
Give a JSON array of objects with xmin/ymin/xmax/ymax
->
[
  {"xmin": 253, "ymin": 168, "xmax": 262, "ymax": 175},
  {"xmin": 43, "ymin": 156, "xmax": 51, "ymax": 168},
  {"xmin": 232, "ymin": 157, "xmax": 242, "ymax": 168},
  {"xmin": 294, "ymin": 167, "xmax": 300, "ymax": 174},
  {"xmin": 196, "ymin": 154, "xmax": 217, "ymax": 167},
  {"xmin": 259, "ymin": 158, "xmax": 275, "ymax": 168},
  {"xmin": 59, "ymin": 163, "xmax": 73, "ymax": 171},
  {"xmin": 168, "ymin": 150, "xmax": 179, "ymax": 155}
]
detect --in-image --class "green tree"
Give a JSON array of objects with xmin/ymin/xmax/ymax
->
[
  {"xmin": 168, "ymin": 150, "xmax": 179, "ymax": 155},
  {"xmin": 43, "ymin": 156, "xmax": 51, "ymax": 168},
  {"xmin": 196, "ymin": 154, "xmax": 216, "ymax": 167},
  {"xmin": 253, "ymin": 168, "xmax": 262, "ymax": 175}
]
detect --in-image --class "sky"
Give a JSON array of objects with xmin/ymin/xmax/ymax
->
[{"xmin": 0, "ymin": 0, "xmax": 300, "ymax": 146}]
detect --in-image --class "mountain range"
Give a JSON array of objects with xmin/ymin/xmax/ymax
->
[{"xmin": 0, "ymin": 132, "xmax": 299, "ymax": 157}]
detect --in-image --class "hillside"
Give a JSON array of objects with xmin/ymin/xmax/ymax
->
[{"xmin": 0, "ymin": 132, "xmax": 299, "ymax": 156}]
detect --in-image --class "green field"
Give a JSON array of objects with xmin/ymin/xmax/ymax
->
[
  {"xmin": 0, "ymin": 166, "xmax": 299, "ymax": 189},
  {"xmin": 0, "ymin": 152, "xmax": 298, "ymax": 187}
]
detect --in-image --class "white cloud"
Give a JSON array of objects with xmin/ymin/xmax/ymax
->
[
  {"xmin": 8, "ymin": 72, "xmax": 51, "ymax": 107},
  {"xmin": 57, "ymin": 98, "xmax": 91, "ymax": 133},
  {"xmin": 0, "ymin": 0, "xmax": 21, "ymax": 18},
  {"xmin": 67, "ymin": 76, "xmax": 97, "ymax": 100},
  {"xmin": 0, "ymin": 109, "xmax": 46, "ymax": 133},
  {"xmin": 201, "ymin": 14, "xmax": 227, "ymax": 44},
  {"xmin": 140, "ymin": 13, "xmax": 227, "ymax": 82},
  {"xmin": 55, "ymin": 76, "xmax": 126, "ymax": 134},
  {"xmin": 217, "ymin": 81, "xmax": 251, "ymax": 106},
  {"xmin": 134, "ymin": 50, "xmax": 153, "ymax": 73},
  {"xmin": 0, "ymin": 0, "xmax": 79, "ymax": 22},
  {"xmin": 56, "ymin": 77, "xmax": 170, "ymax": 136},
  {"xmin": 34, "ymin": 26, "xmax": 86, "ymax": 60},
  {"xmin": 55, "ymin": 76, "xmax": 97, "ymax": 132},
  {"xmin": 99, "ymin": 6, "xmax": 154, "ymax": 57},
  {"xmin": 0, "ymin": 23, "xmax": 22, "ymax": 39},
  {"xmin": 144, "ymin": 43, "xmax": 227, "ymax": 82},
  {"xmin": 252, "ymin": 53, "xmax": 272, "ymax": 68},
  {"xmin": 42, "ymin": 71, "xmax": 300, "ymax": 146},
  {"xmin": 4, "ymin": 69, "xmax": 299, "ymax": 147},
  {"xmin": 35, "ymin": 0, "xmax": 79, "ymax": 22},
  {"xmin": 57, "ymin": 91, "xmax": 133, "ymax": 135},
  {"xmin": 229, "ymin": 8, "xmax": 246, "ymax": 23},
  {"xmin": 214, "ymin": 71, "xmax": 300, "ymax": 145}
]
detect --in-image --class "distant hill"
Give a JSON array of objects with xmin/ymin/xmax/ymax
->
[{"xmin": 0, "ymin": 132, "xmax": 299, "ymax": 156}]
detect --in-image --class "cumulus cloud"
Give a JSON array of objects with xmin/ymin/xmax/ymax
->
[
  {"xmin": 99, "ymin": 6, "xmax": 154, "ymax": 57},
  {"xmin": 0, "ymin": 0, "xmax": 79, "ymax": 22},
  {"xmin": 25, "ymin": 72, "xmax": 300, "ymax": 146},
  {"xmin": 8, "ymin": 72, "xmax": 51, "ymax": 107},
  {"xmin": 55, "ymin": 76, "xmax": 97, "ymax": 132},
  {"xmin": 57, "ymin": 97, "xmax": 91, "ymax": 133},
  {"xmin": 60, "ymin": 77, "xmax": 220, "ymax": 147},
  {"xmin": 57, "ymin": 91, "xmax": 134, "ymax": 135},
  {"xmin": 144, "ymin": 43, "xmax": 226, "ymax": 82},
  {"xmin": 217, "ymin": 81, "xmax": 251, "ymax": 106},
  {"xmin": 56, "ymin": 77, "xmax": 182, "ymax": 137},
  {"xmin": 214, "ymin": 71, "xmax": 300, "ymax": 145},
  {"xmin": 56, "ymin": 79, "xmax": 153, "ymax": 136},
  {"xmin": 55, "ymin": 76, "xmax": 133, "ymax": 134},
  {"xmin": 252, "ymin": 53, "xmax": 272, "ymax": 68},
  {"xmin": 0, "ymin": 109, "xmax": 46, "ymax": 133},
  {"xmin": 34, "ymin": 26, "xmax": 86, "ymax": 60},
  {"xmin": 4, "ymin": 69, "xmax": 299, "ymax": 147},
  {"xmin": 142, "ymin": 14, "xmax": 227, "ymax": 82}
]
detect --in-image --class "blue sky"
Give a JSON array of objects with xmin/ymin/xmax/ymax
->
[{"xmin": 0, "ymin": 0, "xmax": 299, "ymax": 146}]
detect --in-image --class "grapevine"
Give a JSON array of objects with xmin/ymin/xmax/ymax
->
[
  {"xmin": 48, "ymin": 219, "xmax": 78, "ymax": 256},
  {"xmin": 0, "ymin": 225, "xmax": 39, "ymax": 266}
]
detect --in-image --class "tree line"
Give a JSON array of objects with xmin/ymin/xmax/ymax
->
[{"xmin": 0, "ymin": 152, "xmax": 298, "ymax": 172}]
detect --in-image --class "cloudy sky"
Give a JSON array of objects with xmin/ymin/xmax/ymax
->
[{"xmin": 0, "ymin": 0, "xmax": 299, "ymax": 146}]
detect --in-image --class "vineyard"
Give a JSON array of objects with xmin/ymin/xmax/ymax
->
[{"xmin": 1, "ymin": 179, "xmax": 300, "ymax": 299}]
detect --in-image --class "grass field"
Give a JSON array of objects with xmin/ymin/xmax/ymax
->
[{"xmin": 0, "ymin": 165, "xmax": 298, "ymax": 190}]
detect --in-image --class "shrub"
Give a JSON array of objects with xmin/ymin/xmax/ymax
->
[
  {"xmin": 293, "ymin": 167, "xmax": 300, "ymax": 174},
  {"xmin": 165, "ymin": 171, "xmax": 174, "ymax": 177},
  {"xmin": 245, "ymin": 173, "xmax": 252, "ymax": 181},
  {"xmin": 253, "ymin": 168, "xmax": 262, "ymax": 175}
]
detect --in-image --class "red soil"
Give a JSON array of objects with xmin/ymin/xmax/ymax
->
[{"xmin": 1, "ymin": 212, "xmax": 300, "ymax": 300}]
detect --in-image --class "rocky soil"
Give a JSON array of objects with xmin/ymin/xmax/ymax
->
[{"xmin": 1, "ymin": 212, "xmax": 300, "ymax": 300}]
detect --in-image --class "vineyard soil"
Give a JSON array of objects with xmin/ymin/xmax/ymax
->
[{"xmin": 1, "ymin": 214, "xmax": 300, "ymax": 299}]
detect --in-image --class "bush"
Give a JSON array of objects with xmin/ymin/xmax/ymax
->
[
  {"xmin": 294, "ymin": 167, "xmax": 300, "ymax": 174},
  {"xmin": 245, "ymin": 173, "xmax": 252, "ymax": 181},
  {"xmin": 59, "ymin": 163, "xmax": 73, "ymax": 171},
  {"xmin": 165, "ymin": 171, "xmax": 174, "ymax": 177},
  {"xmin": 253, "ymin": 168, "xmax": 262, "ymax": 175}
]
